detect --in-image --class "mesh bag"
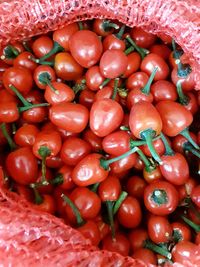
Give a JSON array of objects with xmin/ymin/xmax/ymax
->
[{"xmin": 0, "ymin": 0, "xmax": 200, "ymax": 266}]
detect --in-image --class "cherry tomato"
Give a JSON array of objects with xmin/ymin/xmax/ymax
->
[
  {"xmin": 144, "ymin": 180, "xmax": 179, "ymax": 215},
  {"xmin": 172, "ymin": 241, "xmax": 198, "ymax": 264},
  {"xmin": 178, "ymin": 177, "xmax": 198, "ymax": 201},
  {"xmin": 98, "ymin": 175, "xmax": 121, "ymax": 201},
  {"xmin": 78, "ymin": 220, "xmax": 101, "ymax": 246},
  {"xmin": 141, "ymin": 53, "xmax": 169, "ymax": 81},
  {"xmin": 6, "ymin": 147, "xmax": 38, "ymax": 185},
  {"xmin": 14, "ymin": 124, "xmax": 39, "ymax": 147},
  {"xmin": 60, "ymin": 137, "xmax": 92, "ymax": 166},
  {"xmin": 126, "ymin": 71, "xmax": 149, "ymax": 91},
  {"xmin": 110, "ymin": 153, "xmax": 137, "ymax": 174},
  {"xmin": 54, "ymin": 52, "xmax": 84, "ymax": 81},
  {"xmin": 143, "ymin": 166, "xmax": 162, "ymax": 184},
  {"xmin": 15, "ymin": 184, "xmax": 34, "ymax": 202},
  {"xmin": 34, "ymin": 194, "xmax": 56, "ymax": 214},
  {"xmin": 99, "ymin": 50, "xmax": 128, "ymax": 79},
  {"xmin": 129, "ymin": 228, "xmax": 149, "ymax": 251},
  {"xmin": 13, "ymin": 51, "xmax": 38, "ymax": 71},
  {"xmin": 126, "ymin": 175, "xmax": 147, "ymax": 199},
  {"xmin": 171, "ymin": 67, "xmax": 195, "ymax": 91},
  {"xmin": 46, "ymin": 155, "xmax": 63, "ymax": 169},
  {"xmin": 49, "ymin": 102, "xmax": 89, "ymax": 133},
  {"xmin": 141, "ymin": 138, "xmax": 165, "ymax": 158},
  {"xmin": 171, "ymin": 222, "xmax": 192, "ymax": 242},
  {"xmin": 69, "ymin": 30, "xmax": 103, "ymax": 68},
  {"xmin": 132, "ymin": 248, "xmax": 157, "ymax": 265},
  {"xmin": 34, "ymin": 65, "xmax": 56, "ymax": 90},
  {"xmin": 72, "ymin": 153, "xmax": 109, "ymax": 187},
  {"xmin": 56, "ymin": 165, "xmax": 75, "ymax": 191},
  {"xmin": 172, "ymin": 132, "xmax": 197, "ymax": 154},
  {"xmin": 93, "ymin": 19, "xmax": 116, "ymax": 37},
  {"xmin": 0, "ymin": 102, "xmax": 19, "ymax": 123},
  {"xmin": 130, "ymin": 27, "xmax": 157, "ymax": 48},
  {"xmin": 82, "ymin": 129, "xmax": 103, "ymax": 153},
  {"xmin": 117, "ymin": 196, "xmax": 142, "ymax": 228},
  {"xmin": 151, "ymin": 80, "xmax": 178, "ymax": 102},
  {"xmin": 36, "ymin": 168, "xmax": 54, "ymax": 194},
  {"xmin": 94, "ymin": 86, "xmax": 120, "ymax": 102},
  {"xmin": 102, "ymin": 232, "xmax": 130, "ymax": 256},
  {"xmin": 0, "ymin": 42, "xmax": 24, "ymax": 65},
  {"xmin": 78, "ymin": 89, "xmax": 95, "ymax": 110},
  {"xmin": 3, "ymin": 66, "xmax": 33, "ymax": 95},
  {"xmin": 85, "ymin": 66, "xmax": 104, "ymax": 91},
  {"xmin": 148, "ymin": 215, "xmax": 172, "ymax": 244},
  {"xmin": 32, "ymin": 36, "xmax": 53, "ymax": 58},
  {"xmin": 191, "ymin": 185, "xmax": 200, "ymax": 208},
  {"xmin": 149, "ymin": 44, "xmax": 171, "ymax": 60},
  {"xmin": 122, "ymin": 52, "xmax": 141, "ymax": 78},
  {"xmin": 90, "ymin": 99, "xmax": 124, "ymax": 137},
  {"xmin": 0, "ymin": 89, "xmax": 17, "ymax": 103},
  {"xmin": 102, "ymin": 34, "xmax": 126, "ymax": 51}
]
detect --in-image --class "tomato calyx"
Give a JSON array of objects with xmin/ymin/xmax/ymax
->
[
  {"xmin": 38, "ymin": 146, "xmax": 51, "ymax": 185},
  {"xmin": 0, "ymin": 123, "xmax": 16, "ymax": 150},
  {"xmin": 144, "ymin": 239, "xmax": 172, "ymax": 260},
  {"xmin": 124, "ymin": 46, "xmax": 135, "ymax": 55},
  {"xmin": 140, "ymin": 129, "xmax": 162, "ymax": 163},
  {"xmin": 72, "ymin": 79, "xmax": 86, "ymax": 94},
  {"xmin": 181, "ymin": 216, "xmax": 200, "ymax": 233},
  {"xmin": 1, "ymin": 45, "xmax": 20, "ymax": 60},
  {"xmin": 172, "ymin": 229, "xmax": 183, "ymax": 243},
  {"xmin": 90, "ymin": 182, "xmax": 100, "ymax": 193},
  {"xmin": 150, "ymin": 189, "xmax": 168, "ymax": 205},
  {"xmin": 61, "ymin": 193, "xmax": 85, "ymax": 226},
  {"xmin": 176, "ymin": 81, "xmax": 189, "ymax": 106},
  {"xmin": 101, "ymin": 20, "xmax": 120, "ymax": 32},
  {"xmin": 141, "ymin": 67, "xmax": 158, "ymax": 95},
  {"xmin": 126, "ymin": 35, "xmax": 149, "ymax": 59}
]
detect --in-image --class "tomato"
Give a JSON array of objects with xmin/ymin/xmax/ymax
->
[
  {"xmin": 34, "ymin": 65, "xmax": 56, "ymax": 90},
  {"xmin": 99, "ymin": 50, "xmax": 128, "ymax": 79},
  {"xmin": 34, "ymin": 194, "xmax": 56, "ymax": 214},
  {"xmin": 149, "ymin": 44, "xmax": 171, "ymax": 60},
  {"xmin": 54, "ymin": 52, "xmax": 84, "ymax": 81},
  {"xmin": 22, "ymin": 100, "xmax": 48, "ymax": 124},
  {"xmin": 14, "ymin": 124, "xmax": 39, "ymax": 147},
  {"xmin": 102, "ymin": 33, "xmax": 126, "ymax": 51},
  {"xmin": 191, "ymin": 185, "xmax": 200, "ymax": 208},
  {"xmin": 82, "ymin": 129, "xmax": 103, "ymax": 153},
  {"xmin": 141, "ymin": 53, "xmax": 169, "ymax": 81},
  {"xmin": 13, "ymin": 51, "xmax": 38, "ymax": 71},
  {"xmin": 94, "ymin": 86, "xmax": 120, "ymax": 102},
  {"xmin": 32, "ymin": 36, "xmax": 54, "ymax": 58},
  {"xmin": 117, "ymin": 196, "xmax": 142, "ymax": 228},
  {"xmin": 172, "ymin": 241, "xmax": 198, "ymax": 264},
  {"xmin": 160, "ymin": 153, "xmax": 189, "ymax": 185},
  {"xmin": 0, "ymin": 89, "xmax": 17, "ymax": 103},
  {"xmin": 126, "ymin": 71, "xmax": 149, "ymax": 91},
  {"xmin": 102, "ymin": 130, "xmax": 130, "ymax": 156},
  {"xmin": 122, "ymin": 52, "xmax": 141, "ymax": 78},
  {"xmin": 46, "ymin": 155, "xmax": 63, "ymax": 169},
  {"xmin": 98, "ymin": 175, "xmax": 121, "ymax": 201},
  {"xmin": 72, "ymin": 153, "xmax": 109, "ymax": 186},
  {"xmin": 143, "ymin": 166, "xmax": 162, "ymax": 184},
  {"xmin": 144, "ymin": 180, "xmax": 179, "ymax": 215},
  {"xmin": 151, "ymin": 80, "xmax": 178, "ymax": 102},
  {"xmin": 132, "ymin": 248, "xmax": 157, "ymax": 265},
  {"xmin": 15, "ymin": 184, "xmax": 34, "ymax": 202},
  {"xmin": 171, "ymin": 222, "xmax": 192, "ymax": 242},
  {"xmin": 6, "ymin": 147, "xmax": 38, "ymax": 185},
  {"xmin": 44, "ymin": 82, "xmax": 75, "ymax": 105},
  {"xmin": 93, "ymin": 19, "xmax": 117, "ymax": 37},
  {"xmin": 130, "ymin": 27, "xmax": 157, "ymax": 48},
  {"xmin": 127, "ymin": 88, "xmax": 153, "ymax": 108},
  {"xmin": 109, "ymin": 153, "xmax": 137, "ymax": 174},
  {"xmin": 0, "ymin": 42, "xmax": 24, "ymax": 65},
  {"xmin": 171, "ymin": 67, "xmax": 195, "ymax": 91},
  {"xmin": 147, "ymin": 215, "xmax": 172, "ymax": 244},
  {"xmin": 90, "ymin": 99, "xmax": 124, "ymax": 137},
  {"xmin": 172, "ymin": 132, "xmax": 197, "ymax": 154},
  {"xmin": 78, "ymin": 220, "xmax": 101, "ymax": 246},
  {"xmin": 78, "ymin": 89, "xmax": 95, "ymax": 110},
  {"xmin": 56, "ymin": 165, "xmax": 75, "ymax": 191},
  {"xmin": 129, "ymin": 228, "xmax": 149, "ymax": 251},
  {"xmin": 85, "ymin": 66, "xmax": 104, "ymax": 91},
  {"xmin": 60, "ymin": 137, "xmax": 92, "ymax": 166},
  {"xmin": 3, "ymin": 66, "xmax": 33, "ymax": 95},
  {"xmin": 102, "ymin": 232, "xmax": 130, "ymax": 256},
  {"xmin": 0, "ymin": 102, "xmax": 19, "ymax": 123},
  {"xmin": 65, "ymin": 187, "xmax": 101, "ymax": 223},
  {"xmin": 69, "ymin": 30, "xmax": 103, "ymax": 68},
  {"xmin": 177, "ymin": 177, "xmax": 198, "ymax": 201},
  {"xmin": 35, "ymin": 168, "xmax": 54, "ymax": 194},
  {"xmin": 141, "ymin": 138, "xmax": 165, "ymax": 158},
  {"xmin": 126, "ymin": 176, "xmax": 146, "ymax": 200},
  {"xmin": 49, "ymin": 102, "xmax": 89, "ymax": 133}
]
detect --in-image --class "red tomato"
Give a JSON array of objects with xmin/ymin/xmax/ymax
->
[
  {"xmin": 46, "ymin": 155, "xmax": 63, "ymax": 169},
  {"xmin": 69, "ymin": 30, "xmax": 103, "ymax": 68},
  {"xmin": 94, "ymin": 86, "xmax": 120, "ymax": 102},
  {"xmin": 34, "ymin": 194, "xmax": 56, "ymax": 214},
  {"xmin": 32, "ymin": 36, "xmax": 53, "ymax": 58},
  {"xmin": 171, "ymin": 222, "xmax": 192, "ymax": 242},
  {"xmin": 172, "ymin": 241, "xmax": 198, "ymax": 264},
  {"xmin": 143, "ymin": 166, "xmax": 162, "ymax": 184},
  {"xmin": 151, "ymin": 80, "xmax": 178, "ymax": 102},
  {"xmin": 93, "ymin": 19, "xmax": 116, "ymax": 37},
  {"xmin": 177, "ymin": 177, "xmax": 198, "ymax": 201},
  {"xmin": 78, "ymin": 220, "xmax": 101, "ymax": 246},
  {"xmin": 171, "ymin": 67, "xmax": 195, "ymax": 91},
  {"xmin": 109, "ymin": 153, "xmax": 137, "ymax": 174},
  {"xmin": 36, "ymin": 168, "xmax": 54, "ymax": 194},
  {"xmin": 78, "ymin": 89, "xmax": 95, "ymax": 110},
  {"xmin": 102, "ymin": 34, "xmax": 126, "ymax": 51},
  {"xmin": 0, "ymin": 102, "xmax": 19, "ymax": 123},
  {"xmin": 6, "ymin": 147, "xmax": 38, "ymax": 185},
  {"xmin": 130, "ymin": 27, "xmax": 157, "ymax": 48},
  {"xmin": 126, "ymin": 176, "xmax": 147, "ymax": 199},
  {"xmin": 85, "ymin": 66, "xmax": 104, "ymax": 91},
  {"xmin": 90, "ymin": 99, "xmax": 124, "ymax": 137},
  {"xmin": 126, "ymin": 71, "xmax": 149, "ymax": 91},
  {"xmin": 149, "ymin": 44, "xmax": 171, "ymax": 60},
  {"xmin": 144, "ymin": 181, "xmax": 179, "ymax": 215},
  {"xmin": 129, "ymin": 228, "xmax": 149, "ymax": 251},
  {"xmin": 191, "ymin": 185, "xmax": 200, "ymax": 208},
  {"xmin": 0, "ymin": 42, "xmax": 24, "ymax": 65},
  {"xmin": 140, "ymin": 138, "xmax": 165, "ymax": 157},
  {"xmin": 98, "ymin": 175, "xmax": 121, "ymax": 201},
  {"xmin": 57, "ymin": 165, "xmax": 75, "ymax": 191},
  {"xmin": 0, "ymin": 89, "xmax": 17, "ymax": 103},
  {"xmin": 132, "ymin": 248, "xmax": 157, "ymax": 265},
  {"xmin": 33, "ymin": 65, "xmax": 56, "ymax": 90},
  {"xmin": 122, "ymin": 52, "xmax": 141, "ymax": 78},
  {"xmin": 14, "ymin": 124, "xmax": 39, "ymax": 147},
  {"xmin": 82, "ymin": 129, "xmax": 103, "ymax": 153},
  {"xmin": 13, "ymin": 51, "xmax": 38, "ymax": 71}
]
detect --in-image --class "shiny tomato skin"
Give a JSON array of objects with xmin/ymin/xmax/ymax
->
[
  {"xmin": 32, "ymin": 36, "xmax": 53, "ymax": 58},
  {"xmin": 98, "ymin": 175, "xmax": 121, "ymax": 202},
  {"xmin": 126, "ymin": 71, "xmax": 149, "ymax": 91},
  {"xmin": 90, "ymin": 99, "xmax": 124, "ymax": 137},
  {"xmin": 78, "ymin": 220, "xmax": 101, "ymax": 246},
  {"xmin": 132, "ymin": 248, "xmax": 157, "ymax": 265},
  {"xmin": 123, "ymin": 52, "xmax": 141, "ymax": 78},
  {"xmin": 0, "ymin": 102, "xmax": 19, "ymax": 123},
  {"xmin": 102, "ymin": 34, "xmax": 126, "ymax": 51},
  {"xmin": 69, "ymin": 30, "xmax": 103, "ymax": 68},
  {"xmin": 117, "ymin": 196, "xmax": 142, "ymax": 228},
  {"xmin": 127, "ymin": 88, "xmax": 153, "ymax": 108},
  {"xmin": 49, "ymin": 102, "xmax": 89, "ymax": 133},
  {"xmin": 141, "ymin": 53, "xmax": 169, "ymax": 81},
  {"xmin": 14, "ymin": 124, "xmax": 39, "ymax": 147},
  {"xmin": 149, "ymin": 44, "xmax": 171, "ymax": 60},
  {"xmin": 33, "ymin": 65, "xmax": 56, "ymax": 90},
  {"xmin": 78, "ymin": 89, "xmax": 95, "ymax": 110},
  {"xmin": 130, "ymin": 27, "xmax": 157, "ymax": 48},
  {"xmin": 6, "ymin": 147, "xmax": 38, "ymax": 185},
  {"xmin": 82, "ymin": 129, "xmax": 103, "ymax": 153},
  {"xmin": 60, "ymin": 137, "xmax": 92, "ymax": 166},
  {"xmin": 191, "ymin": 185, "xmax": 200, "ymax": 208},
  {"xmin": 126, "ymin": 176, "xmax": 147, "ymax": 199},
  {"xmin": 56, "ymin": 165, "xmax": 75, "ymax": 191},
  {"xmin": 72, "ymin": 153, "xmax": 109, "ymax": 187},
  {"xmin": 13, "ymin": 51, "xmax": 38, "ymax": 71},
  {"xmin": 151, "ymin": 80, "xmax": 178, "ymax": 102},
  {"xmin": 156, "ymin": 100, "xmax": 193, "ymax": 136},
  {"xmin": 109, "ymin": 153, "xmax": 137, "ymax": 174},
  {"xmin": 129, "ymin": 228, "xmax": 149, "ymax": 251},
  {"xmin": 171, "ymin": 68, "xmax": 195, "ymax": 91},
  {"xmin": 172, "ymin": 241, "xmax": 198, "ymax": 265},
  {"xmin": 34, "ymin": 194, "xmax": 56, "ymax": 214},
  {"xmin": 140, "ymin": 138, "xmax": 165, "ymax": 157},
  {"xmin": 143, "ymin": 166, "xmax": 162, "ymax": 184},
  {"xmin": 94, "ymin": 86, "xmax": 119, "ymax": 102},
  {"xmin": 171, "ymin": 222, "xmax": 192, "ymax": 242},
  {"xmin": 85, "ymin": 66, "xmax": 104, "ymax": 91}
]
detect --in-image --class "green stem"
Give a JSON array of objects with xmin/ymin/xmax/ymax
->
[
  {"xmin": 38, "ymin": 146, "xmax": 51, "ymax": 185},
  {"xmin": 140, "ymin": 129, "xmax": 162, "ymax": 163},
  {"xmin": 100, "ymin": 147, "xmax": 138, "ymax": 170},
  {"xmin": 0, "ymin": 123, "xmax": 16, "ymax": 150},
  {"xmin": 160, "ymin": 132, "xmax": 174, "ymax": 156},
  {"xmin": 106, "ymin": 201, "xmax": 115, "ymax": 239},
  {"xmin": 102, "ymin": 20, "xmax": 119, "ymax": 31},
  {"xmin": 124, "ymin": 46, "xmax": 135, "ymax": 55},
  {"xmin": 39, "ymin": 61, "xmax": 54, "ymax": 67},
  {"xmin": 50, "ymin": 174, "xmax": 64, "ymax": 185},
  {"xmin": 184, "ymin": 143, "xmax": 200, "ymax": 158},
  {"xmin": 144, "ymin": 240, "xmax": 172, "ymax": 260},
  {"xmin": 111, "ymin": 78, "xmax": 119, "ymax": 100},
  {"xmin": 135, "ymin": 147, "xmax": 152, "ymax": 169},
  {"xmin": 39, "ymin": 42, "xmax": 64, "ymax": 62},
  {"xmin": 115, "ymin": 25, "xmax": 126, "ymax": 39},
  {"xmin": 9, "ymin": 84, "xmax": 30, "ymax": 106},
  {"xmin": 72, "ymin": 79, "xmax": 86, "ymax": 94},
  {"xmin": 181, "ymin": 216, "xmax": 200, "ymax": 232},
  {"xmin": 61, "ymin": 193, "xmax": 84, "ymax": 226},
  {"xmin": 130, "ymin": 136, "xmax": 161, "ymax": 148},
  {"xmin": 141, "ymin": 67, "xmax": 158, "ymax": 95},
  {"xmin": 32, "ymin": 186, "xmax": 43, "ymax": 204},
  {"xmin": 4, "ymin": 45, "xmax": 20, "ymax": 59},
  {"xmin": 90, "ymin": 182, "xmax": 100, "ymax": 193},
  {"xmin": 78, "ymin": 21, "xmax": 84, "ymax": 30},
  {"xmin": 113, "ymin": 191, "xmax": 128, "ymax": 215},
  {"xmin": 171, "ymin": 39, "xmax": 183, "ymax": 60},
  {"xmin": 126, "ymin": 36, "xmax": 149, "ymax": 59},
  {"xmin": 180, "ymin": 128, "xmax": 200, "ymax": 150},
  {"xmin": 46, "ymin": 80, "xmax": 59, "ymax": 94},
  {"xmin": 120, "ymin": 126, "xmax": 130, "ymax": 131},
  {"xmin": 176, "ymin": 81, "xmax": 189, "ymax": 105},
  {"xmin": 19, "ymin": 103, "xmax": 49, "ymax": 112},
  {"xmin": 99, "ymin": 78, "xmax": 111, "ymax": 89},
  {"xmin": 177, "ymin": 62, "xmax": 191, "ymax": 78}
]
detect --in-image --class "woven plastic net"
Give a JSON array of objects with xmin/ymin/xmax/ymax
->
[{"xmin": 0, "ymin": 0, "xmax": 200, "ymax": 266}]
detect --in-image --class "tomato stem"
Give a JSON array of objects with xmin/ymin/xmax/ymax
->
[
  {"xmin": 39, "ymin": 41, "xmax": 64, "ymax": 62},
  {"xmin": 180, "ymin": 128, "xmax": 200, "ymax": 150},
  {"xmin": 99, "ymin": 78, "xmax": 111, "ymax": 89},
  {"xmin": 125, "ymin": 36, "xmax": 149, "ymax": 59},
  {"xmin": 61, "ymin": 193, "xmax": 84, "ymax": 226},
  {"xmin": 9, "ymin": 84, "xmax": 31, "ymax": 107},
  {"xmin": 50, "ymin": 174, "xmax": 64, "ymax": 185},
  {"xmin": 90, "ymin": 182, "xmax": 100, "ymax": 193},
  {"xmin": 3, "ymin": 45, "xmax": 20, "ymax": 59},
  {"xmin": 106, "ymin": 201, "xmax": 115, "ymax": 239},
  {"xmin": 113, "ymin": 191, "xmax": 128, "ymax": 215},
  {"xmin": 102, "ymin": 20, "xmax": 119, "ymax": 31},
  {"xmin": 151, "ymin": 189, "xmax": 168, "ymax": 205},
  {"xmin": 144, "ymin": 239, "xmax": 172, "ymax": 260},
  {"xmin": 19, "ymin": 103, "xmax": 49, "ymax": 112},
  {"xmin": 141, "ymin": 67, "xmax": 158, "ymax": 95},
  {"xmin": 140, "ymin": 129, "xmax": 162, "ymax": 163},
  {"xmin": 171, "ymin": 40, "xmax": 183, "ymax": 61},
  {"xmin": 111, "ymin": 78, "xmax": 119, "ymax": 100},
  {"xmin": 38, "ymin": 146, "xmax": 51, "ymax": 185},
  {"xmin": 176, "ymin": 81, "xmax": 189, "ymax": 105},
  {"xmin": 130, "ymin": 136, "xmax": 160, "ymax": 147},
  {"xmin": 120, "ymin": 126, "xmax": 130, "ymax": 131},
  {"xmin": 135, "ymin": 147, "xmax": 152, "ymax": 170},
  {"xmin": 72, "ymin": 79, "xmax": 86, "ymax": 94},
  {"xmin": 124, "ymin": 46, "xmax": 135, "ymax": 55},
  {"xmin": 181, "ymin": 216, "xmax": 200, "ymax": 232},
  {"xmin": 100, "ymin": 147, "xmax": 138, "ymax": 170},
  {"xmin": 78, "ymin": 21, "xmax": 84, "ymax": 30},
  {"xmin": 177, "ymin": 62, "xmax": 191, "ymax": 78},
  {"xmin": 160, "ymin": 132, "xmax": 174, "ymax": 156},
  {"xmin": 0, "ymin": 123, "xmax": 16, "ymax": 150},
  {"xmin": 115, "ymin": 25, "xmax": 126, "ymax": 40},
  {"xmin": 184, "ymin": 143, "xmax": 200, "ymax": 158},
  {"xmin": 32, "ymin": 186, "xmax": 43, "ymax": 204}
]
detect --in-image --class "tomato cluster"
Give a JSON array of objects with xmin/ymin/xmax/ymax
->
[{"xmin": 0, "ymin": 19, "xmax": 200, "ymax": 266}]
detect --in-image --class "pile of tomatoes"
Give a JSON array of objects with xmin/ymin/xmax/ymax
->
[{"xmin": 0, "ymin": 18, "xmax": 200, "ymax": 266}]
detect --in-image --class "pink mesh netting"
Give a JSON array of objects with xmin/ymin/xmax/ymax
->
[{"xmin": 0, "ymin": 1, "xmax": 200, "ymax": 266}]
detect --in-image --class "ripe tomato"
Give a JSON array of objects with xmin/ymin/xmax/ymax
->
[
  {"xmin": 14, "ymin": 124, "xmax": 39, "ymax": 147},
  {"xmin": 129, "ymin": 228, "xmax": 149, "ymax": 251},
  {"xmin": 171, "ymin": 222, "xmax": 192, "ymax": 242},
  {"xmin": 126, "ymin": 176, "xmax": 147, "ymax": 199},
  {"xmin": 78, "ymin": 220, "xmax": 101, "ymax": 246},
  {"xmin": 32, "ymin": 36, "xmax": 53, "ymax": 58},
  {"xmin": 172, "ymin": 241, "xmax": 198, "ymax": 264},
  {"xmin": 122, "ymin": 52, "xmax": 141, "ymax": 78},
  {"xmin": 13, "ymin": 51, "xmax": 38, "ymax": 71},
  {"xmin": 34, "ymin": 194, "xmax": 56, "ymax": 214},
  {"xmin": 151, "ymin": 80, "xmax": 178, "ymax": 102},
  {"xmin": 132, "ymin": 248, "xmax": 157, "ymax": 265},
  {"xmin": 82, "ymin": 129, "xmax": 103, "ymax": 153},
  {"xmin": 130, "ymin": 27, "xmax": 157, "ymax": 48},
  {"xmin": 126, "ymin": 71, "xmax": 149, "ymax": 91},
  {"xmin": 98, "ymin": 175, "xmax": 121, "ymax": 201},
  {"xmin": 85, "ymin": 66, "xmax": 104, "ymax": 91}
]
